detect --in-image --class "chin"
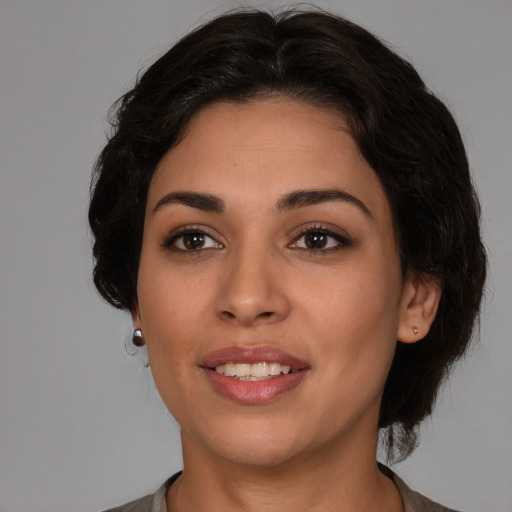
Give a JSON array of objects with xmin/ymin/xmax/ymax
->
[
  {"xmin": 215, "ymin": 436, "xmax": 306, "ymax": 469},
  {"xmin": 186, "ymin": 415, "xmax": 313, "ymax": 469}
]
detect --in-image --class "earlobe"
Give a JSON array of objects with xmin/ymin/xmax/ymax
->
[
  {"xmin": 130, "ymin": 305, "xmax": 145, "ymax": 347},
  {"xmin": 131, "ymin": 303, "xmax": 142, "ymax": 331},
  {"xmin": 397, "ymin": 272, "xmax": 442, "ymax": 343}
]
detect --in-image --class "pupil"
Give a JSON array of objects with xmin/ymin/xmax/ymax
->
[
  {"xmin": 184, "ymin": 233, "xmax": 204, "ymax": 249},
  {"xmin": 306, "ymin": 232, "xmax": 326, "ymax": 249}
]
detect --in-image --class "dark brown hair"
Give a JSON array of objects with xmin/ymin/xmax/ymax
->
[{"xmin": 89, "ymin": 9, "xmax": 486, "ymax": 461}]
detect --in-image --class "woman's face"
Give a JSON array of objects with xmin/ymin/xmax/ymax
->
[{"xmin": 135, "ymin": 98, "xmax": 420, "ymax": 468}]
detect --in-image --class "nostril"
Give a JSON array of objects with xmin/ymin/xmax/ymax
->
[{"xmin": 258, "ymin": 311, "xmax": 274, "ymax": 318}]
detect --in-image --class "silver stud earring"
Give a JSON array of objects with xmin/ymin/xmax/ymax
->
[
  {"xmin": 132, "ymin": 329, "xmax": 145, "ymax": 347},
  {"xmin": 412, "ymin": 326, "xmax": 419, "ymax": 335},
  {"xmin": 124, "ymin": 329, "xmax": 145, "ymax": 356}
]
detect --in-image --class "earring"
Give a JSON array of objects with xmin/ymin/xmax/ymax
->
[
  {"xmin": 132, "ymin": 329, "xmax": 145, "ymax": 347},
  {"xmin": 412, "ymin": 326, "xmax": 419, "ymax": 335},
  {"xmin": 124, "ymin": 329, "xmax": 145, "ymax": 356}
]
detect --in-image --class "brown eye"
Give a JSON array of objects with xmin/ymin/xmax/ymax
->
[
  {"xmin": 304, "ymin": 232, "xmax": 327, "ymax": 249},
  {"xmin": 166, "ymin": 230, "xmax": 223, "ymax": 251},
  {"xmin": 290, "ymin": 228, "xmax": 350, "ymax": 252},
  {"xmin": 183, "ymin": 233, "xmax": 206, "ymax": 250}
]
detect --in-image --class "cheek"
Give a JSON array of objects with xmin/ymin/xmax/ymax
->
[
  {"xmin": 138, "ymin": 250, "xmax": 210, "ymax": 331},
  {"xmin": 300, "ymin": 263, "xmax": 402, "ymax": 337},
  {"xmin": 136, "ymin": 253, "xmax": 220, "ymax": 394},
  {"xmin": 297, "ymin": 261, "xmax": 402, "ymax": 388}
]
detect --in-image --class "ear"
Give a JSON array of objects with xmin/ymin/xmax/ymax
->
[{"xmin": 397, "ymin": 271, "xmax": 442, "ymax": 343}]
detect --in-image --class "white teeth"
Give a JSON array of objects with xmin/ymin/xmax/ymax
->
[
  {"xmin": 224, "ymin": 363, "xmax": 236, "ymax": 376},
  {"xmin": 235, "ymin": 363, "xmax": 250, "ymax": 377},
  {"xmin": 214, "ymin": 362, "xmax": 293, "ymax": 379},
  {"xmin": 250, "ymin": 362, "xmax": 268, "ymax": 377},
  {"xmin": 268, "ymin": 362, "xmax": 281, "ymax": 376}
]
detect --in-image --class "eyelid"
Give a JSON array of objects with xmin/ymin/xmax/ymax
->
[
  {"xmin": 160, "ymin": 222, "xmax": 351, "ymax": 253},
  {"xmin": 288, "ymin": 223, "xmax": 352, "ymax": 251},
  {"xmin": 162, "ymin": 224, "xmax": 224, "ymax": 251}
]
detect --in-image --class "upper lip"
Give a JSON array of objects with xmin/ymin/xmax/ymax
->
[{"xmin": 201, "ymin": 345, "xmax": 309, "ymax": 371}]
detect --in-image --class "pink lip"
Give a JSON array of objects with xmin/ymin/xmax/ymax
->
[{"xmin": 201, "ymin": 346, "xmax": 309, "ymax": 405}]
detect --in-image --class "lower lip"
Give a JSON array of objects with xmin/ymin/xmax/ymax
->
[{"xmin": 203, "ymin": 368, "xmax": 307, "ymax": 405}]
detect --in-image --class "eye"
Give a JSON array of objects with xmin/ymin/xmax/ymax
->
[
  {"xmin": 290, "ymin": 228, "xmax": 350, "ymax": 252},
  {"xmin": 165, "ymin": 229, "xmax": 223, "ymax": 251}
]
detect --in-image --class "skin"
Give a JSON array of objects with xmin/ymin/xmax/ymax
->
[{"xmin": 134, "ymin": 98, "xmax": 440, "ymax": 512}]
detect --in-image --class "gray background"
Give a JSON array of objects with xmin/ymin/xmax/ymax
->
[{"xmin": 0, "ymin": 1, "xmax": 510, "ymax": 511}]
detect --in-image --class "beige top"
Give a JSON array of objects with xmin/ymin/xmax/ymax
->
[{"xmin": 104, "ymin": 469, "xmax": 460, "ymax": 512}]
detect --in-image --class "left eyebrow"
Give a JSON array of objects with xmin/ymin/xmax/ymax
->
[{"xmin": 276, "ymin": 189, "xmax": 372, "ymax": 217}]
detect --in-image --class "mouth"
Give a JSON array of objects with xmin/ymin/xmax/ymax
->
[
  {"xmin": 213, "ymin": 361, "xmax": 294, "ymax": 381},
  {"xmin": 201, "ymin": 346, "xmax": 309, "ymax": 404}
]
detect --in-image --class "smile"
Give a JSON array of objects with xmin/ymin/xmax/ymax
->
[
  {"xmin": 201, "ymin": 346, "xmax": 309, "ymax": 404},
  {"xmin": 214, "ymin": 362, "xmax": 292, "ymax": 380}
]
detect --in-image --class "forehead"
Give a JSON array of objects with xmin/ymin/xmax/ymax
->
[{"xmin": 148, "ymin": 98, "xmax": 389, "ymax": 218}]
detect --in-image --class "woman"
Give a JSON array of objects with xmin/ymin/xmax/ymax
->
[{"xmin": 89, "ymin": 8, "xmax": 486, "ymax": 512}]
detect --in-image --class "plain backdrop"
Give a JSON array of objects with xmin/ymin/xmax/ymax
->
[{"xmin": 1, "ymin": 1, "xmax": 511, "ymax": 511}]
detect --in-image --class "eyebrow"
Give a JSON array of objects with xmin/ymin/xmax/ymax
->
[
  {"xmin": 152, "ymin": 188, "xmax": 371, "ymax": 217},
  {"xmin": 277, "ymin": 189, "xmax": 372, "ymax": 217},
  {"xmin": 153, "ymin": 192, "xmax": 225, "ymax": 214}
]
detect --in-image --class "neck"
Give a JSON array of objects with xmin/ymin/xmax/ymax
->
[{"xmin": 167, "ymin": 427, "xmax": 402, "ymax": 512}]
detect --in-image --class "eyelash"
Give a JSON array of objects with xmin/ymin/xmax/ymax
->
[
  {"xmin": 162, "ymin": 224, "xmax": 351, "ymax": 255},
  {"xmin": 162, "ymin": 226, "xmax": 222, "ymax": 253},
  {"xmin": 290, "ymin": 224, "xmax": 351, "ymax": 255}
]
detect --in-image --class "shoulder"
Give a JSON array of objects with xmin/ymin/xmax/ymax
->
[
  {"xmin": 386, "ymin": 467, "xmax": 461, "ymax": 512},
  {"xmin": 105, "ymin": 468, "xmax": 462, "ymax": 512},
  {"xmin": 103, "ymin": 493, "xmax": 154, "ymax": 512},
  {"xmin": 102, "ymin": 472, "xmax": 181, "ymax": 512}
]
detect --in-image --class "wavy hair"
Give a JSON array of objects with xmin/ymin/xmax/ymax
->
[{"xmin": 89, "ymin": 9, "xmax": 486, "ymax": 461}]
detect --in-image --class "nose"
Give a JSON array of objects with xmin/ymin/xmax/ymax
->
[{"xmin": 215, "ymin": 246, "xmax": 291, "ymax": 327}]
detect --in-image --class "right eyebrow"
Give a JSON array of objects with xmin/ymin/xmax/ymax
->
[{"xmin": 152, "ymin": 192, "xmax": 225, "ymax": 215}]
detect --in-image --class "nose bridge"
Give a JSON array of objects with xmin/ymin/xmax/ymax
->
[{"xmin": 216, "ymin": 238, "xmax": 290, "ymax": 326}]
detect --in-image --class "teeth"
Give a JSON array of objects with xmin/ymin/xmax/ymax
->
[
  {"xmin": 215, "ymin": 362, "xmax": 293, "ymax": 379},
  {"xmin": 268, "ymin": 362, "xmax": 281, "ymax": 376},
  {"xmin": 224, "ymin": 363, "xmax": 236, "ymax": 376},
  {"xmin": 234, "ymin": 363, "xmax": 249, "ymax": 377},
  {"xmin": 251, "ymin": 362, "xmax": 268, "ymax": 377}
]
